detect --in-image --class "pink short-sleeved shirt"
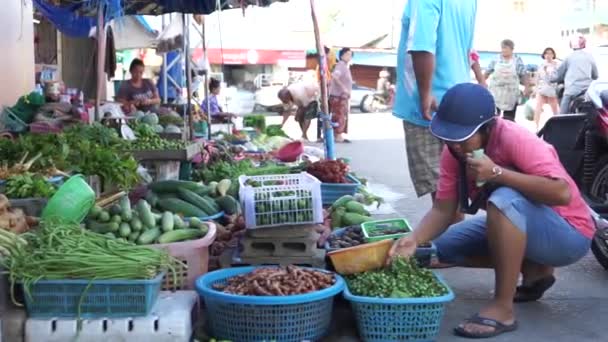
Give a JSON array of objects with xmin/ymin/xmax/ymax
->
[{"xmin": 436, "ymin": 118, "xmax": 594, "ymax": 239}]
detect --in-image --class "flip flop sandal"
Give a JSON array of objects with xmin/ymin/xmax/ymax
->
[
  {"xmin": 337, "ymin": 139, "xmax": 352, "ymax": 143},
  {"xmin": 514, "ymin": 275, "xmax": 556, "ymax": 303},
  {"xmin": 454, "ymin": 314, "xmax": 518, "ymax": 339}
]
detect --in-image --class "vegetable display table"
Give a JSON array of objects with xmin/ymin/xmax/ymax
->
[{"xmin": 131, "ymin": 141, "xmax": 202, "ymax": 161}]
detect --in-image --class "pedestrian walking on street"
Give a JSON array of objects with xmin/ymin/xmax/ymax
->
[
  {"xmin": 485, "ymin": 39, "xmax": 532, "ymax": 121},
  {"xmin": 534, "ymin": 47, "xmax": 561, "ymax": 130},
  {"xmin": 329, "ymin": 48, "xmax": 354, "ymax": 143},
  {"xmin": 394, "ymin": 0, "xmax": 478, "ymax": 200},
  {"xmin": 389, "ymin": 83, "xmax": 593, "ymax": 339}
]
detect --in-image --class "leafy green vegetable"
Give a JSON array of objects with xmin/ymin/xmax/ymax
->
[
  {"xmin": 264, "ymin": 124, "xmax": 289, "ymax": 138},
  {"xmin": 5, "ymin": 173, "xmax": 56, "ymax": 198},
  {"xmin": 346, "ymin": 257, "xmax": 448, "ymax": 298},
  {"xmin": 0, "ymin": 123, "xmax": 139, "ymax": 190}
]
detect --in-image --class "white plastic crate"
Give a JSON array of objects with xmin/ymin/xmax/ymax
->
[
  {"xmin": 238, "ymin": 172, "xmax": 323, "ymax": 229},
  {"xmin": 25, "ymin": 291, "xmax": 198, "ymax": 342}
]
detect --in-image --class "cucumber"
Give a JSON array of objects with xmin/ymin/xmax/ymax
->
[
  {"xmin": 189, "ymin": 217, "xmax": 204, "ymax": 229},
  {"xmin": 119, "ymin": 223, "xmax": 131, "ymax": 238},
  {"xmin": 344, "ymin": 201, "xmax": 370, "ymax": 216},
  {"xmin": 128, "ymin": 231, "xmax": 140, "ymax": 242},
  {"xmin": 193, "ymin": 185, "xmax": 212, "ymax": 197},
  {"xmin": 145, "ymin": 191, "xmax": 159, "ymax": 207},
  {"xmin": 109, "ymin": 204, "xmax": 122, "ymax": 216},
  {"xmin": 89, "ymin": 205, "xmax": 103, "ymax": 219},
  {"xmin": 137, "ymin": 199, "xmax": 156, "ymax": 228},
  {"xmin": 341, "ymin": 212, "xmax": 373, "ymax": 226},
  {"xmin": 148, "ymin": 180, "xmax": 207, "ymax": 194},
  {"xmin": 161, "ymin": 211, "xmax": 174, "ymax": 232},
  {"xmin": 173, "ymin": 214, "xmax": 186, "ymax": 229},
  {"xmin": 111, "ymin": 215, "xmax": 122, "ymax": 224},
  {"xmin": 202, "ymin": 196, "xmax": 221, "ymax": 212},
  {"xmin": 98, "ymin": 211, "xmax": 111, "ymax": 222},
  {"xmin": 331, "ymin": 195, "xmax": 355, "ymax": 211},
  {"xmin": 119, "ymin": 196, "xmax": 133, "ymax": 221},
  {"xmin": 131, "ymin": 217, "xmax": 143, "ymax": 231},
  {"xmin": 104, "ymin": 232, "xmax": 116, "ymax": 239},
  {"xmin": 137, "ymin": 228, "xmax": 161, "ymax": 245},
  {"xmin": 151, "ymin": 212, "xmax": 163, "ymax": 223},
  {"xmin": 158, "ymin": 198, "xmax": 208, "ymax": 217},
  {"xmin": 217, "ymin": 179, "xmax": 232, "ymax": 197},
  {"xmin": 88, "ymin": 221, "xmax": 119, "ymax": 234},
  {"xmin": 208, "ymin": 181, "xmax": 219, "ymax": 197},
  {"xmin": 215, "ymin": 196, "xmax": 239, "ymax": 215},
  {"xmin": 177, "ymin": 188, "xmax": 216, "ymax": 215},
  {"xmin": 157, "ymin": 229, "xmax": 205, "ymax": 244}
]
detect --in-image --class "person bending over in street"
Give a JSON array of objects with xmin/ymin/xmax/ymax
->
[
  {"xmin": 389, "ymin": 83, "xmax": 593, "ymax": 339},
  {"xmin": 278, "ymin": 81, "xmax": 320, "ymax": 141}
]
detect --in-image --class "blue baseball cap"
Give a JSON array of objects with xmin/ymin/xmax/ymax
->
[{"xmin": 430, "ymin": 83, "xmax": 497, "ymax": 142}]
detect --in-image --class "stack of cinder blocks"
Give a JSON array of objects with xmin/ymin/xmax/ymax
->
[{"xmin": 237, "ymin": 225, "xmax": 326, "ymax": 268}]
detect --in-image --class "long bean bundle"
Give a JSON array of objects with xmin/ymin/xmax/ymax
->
[{"xmin": 2, "ymin": 220, "xmax": 182, "ymax": 303}]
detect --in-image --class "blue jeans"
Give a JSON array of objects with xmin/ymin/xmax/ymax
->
[
  {"xmin": 560, "ymin": 94, "xmax": 573, "ymax": 114},
  {"xmin": 434, "ymin": 187, "xmax": 591, "ymax": 267}
]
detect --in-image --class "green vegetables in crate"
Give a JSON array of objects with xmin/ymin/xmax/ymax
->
[
  {"xmin": 4, "ymin": 173, "xmax": 56, "ymax": 199},
  {"xmin": 346, "ymin": 257, "xmax": 448, "ymax": 298}
]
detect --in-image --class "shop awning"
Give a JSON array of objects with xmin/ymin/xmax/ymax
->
[
  {"xmin": 192, "ymin": 48, "xmax": 306, "ymax": 67},
  {"xmin": 39, "ymin": 0, "xmax": 289, "ymax": 16},
  {"xmin": 351, "ymin": 50, "xmax": 397, "ymax": 68}
]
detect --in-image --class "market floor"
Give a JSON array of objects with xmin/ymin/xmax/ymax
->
[{"xmin": 270, "ymin": 112, "xmax": 608, "ymax": 341}]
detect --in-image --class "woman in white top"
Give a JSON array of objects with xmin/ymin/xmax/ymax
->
[{"xmin": 534, "ymin": 47, "xmax": 561, "ymax": 130}]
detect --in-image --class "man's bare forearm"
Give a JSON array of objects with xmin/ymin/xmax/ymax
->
[
  {"xmin": 411, "ymin": 51, "xmax": 435, "ymax": 100},
  {"xmin": 494, "ymin": 169, "xmax": 571, "ymax": 206}
]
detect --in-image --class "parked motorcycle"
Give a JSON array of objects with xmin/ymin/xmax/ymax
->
[{"xmin": 539, "ymin": 80, "xmax": 608, "ymax": 269}]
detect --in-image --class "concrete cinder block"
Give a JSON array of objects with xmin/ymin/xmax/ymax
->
[
  {"xmin": 240, "ymin": 230, "xmax": 321, "ymax": 257},
  {"xmin": 246, "ymin": 224, "xmax": 320, "ymax": 238}
]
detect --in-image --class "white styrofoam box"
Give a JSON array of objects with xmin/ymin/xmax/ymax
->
[{"xmin": 25, "ymin": 291, "xmax": 198, "ymax": 342}]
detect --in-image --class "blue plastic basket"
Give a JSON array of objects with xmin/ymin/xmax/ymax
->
[
  {"xmin": 321, "ymin": 173, "xmax": 361, "ymax": 205},
  {"xmin": 0, "ymin": 106, "xmax": 27, "ymax": 133},
  {"xmin": 23, "ymin": 272, "xmax": 164, "ymax": 319},
  {"xmin": 195, "ymin": 266, "xmax": 345, "ymax": 342},
  {"xmin": 343, "ymin": 272, "xmax": 454, "ymax": 342}
]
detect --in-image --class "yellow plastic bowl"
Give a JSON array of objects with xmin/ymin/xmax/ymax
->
[{"xmin": 327, "ymin": 239, "xmax": 393, "ymax": 275}]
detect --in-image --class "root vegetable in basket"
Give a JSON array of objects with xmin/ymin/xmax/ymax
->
[{"xmin": 213, "ymin": 266, "xmax": 336, "ymax": 296}]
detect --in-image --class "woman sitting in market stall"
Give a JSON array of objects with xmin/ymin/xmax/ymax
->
[
  {"xmin": 200, "ymin": 78, "xmax": 237, "ymax": 124},
  {"xmin": 117, "ymin": 59, "xmax": 161, "ymax": 114},
  {"xmin": 388, "ymin": 83, "xmax": 593, "ymax": 339}
]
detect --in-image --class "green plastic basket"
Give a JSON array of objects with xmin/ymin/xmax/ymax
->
[
  {"xmin": 41, "ymin": 175, "xmax": 95, "ymax": 224},
  {"xmin": 361, "ymin": 218, "xmax": 412, "ymax": 243}
]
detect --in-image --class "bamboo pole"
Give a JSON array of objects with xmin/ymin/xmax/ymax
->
[{"xmin": 94, "ymin": 3, "xmax": 106, "ymax": 121}]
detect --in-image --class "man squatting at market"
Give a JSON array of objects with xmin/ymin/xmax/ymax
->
[
  {"xmin": 389, "ymin": 83, "xmax": 593, "ymax": 339},
  {"xmin": 277, "ymin": 80, "xmax": 320, "ymax": 141}
]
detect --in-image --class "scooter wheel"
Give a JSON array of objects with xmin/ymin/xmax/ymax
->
[{"xmin": 591, "ymin": 228, "xmax": 608, "ymax": 270}]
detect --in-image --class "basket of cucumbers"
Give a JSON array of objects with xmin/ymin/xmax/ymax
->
[
  {"xmin": 238, "ymin": 173, "xmax": 323, "ymax": 229},
  {"xmin": 83, "ymin": 193, "xmax": 217, "ymax": 290}
]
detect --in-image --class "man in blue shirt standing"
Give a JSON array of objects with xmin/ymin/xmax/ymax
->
[{"xmin": 394, "ymin": 0, "xmax": 477, "ymax": 200}]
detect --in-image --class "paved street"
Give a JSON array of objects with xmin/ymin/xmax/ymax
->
[{"xmin": 269, "ymin": 112, "xmax": 608, "ymax": 341}]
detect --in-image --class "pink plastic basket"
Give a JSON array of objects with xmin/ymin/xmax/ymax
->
[{"xmin": 149, "ymin": 222, "xmax": 217, "ymax": 291}]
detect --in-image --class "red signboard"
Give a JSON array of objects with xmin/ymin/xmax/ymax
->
[{"xmin": 192, "ymin": 48, "xmax": 306, "ymax": 67}]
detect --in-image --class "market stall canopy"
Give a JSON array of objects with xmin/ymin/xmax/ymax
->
[{"xmin": 39, "ymin": 0, "xmax": 289, "ymax": 16}]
